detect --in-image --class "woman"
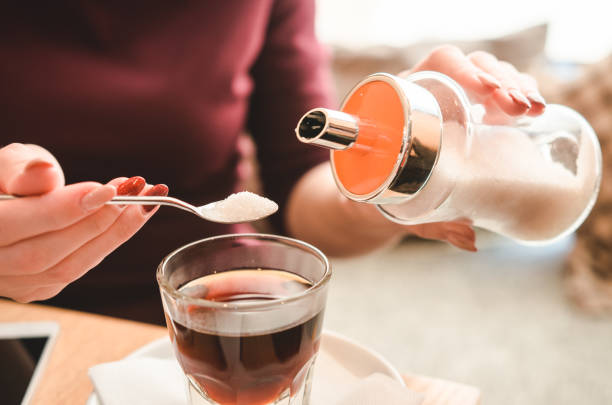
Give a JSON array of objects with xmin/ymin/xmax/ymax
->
[{"xmin": 0, "ymin": 0, "xmax": 545, "ymax": 324}]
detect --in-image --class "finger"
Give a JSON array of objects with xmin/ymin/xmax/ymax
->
[
  {"xmin": 498, "ymin": 61, "xmax": 539, "ymax": 114},
  {"xmin": 31, "ymin": 183, "xmax": 168, "ymax": 287},
  {"xmin": 0, "ymin": 182, "xmax": 116, "ymax": 246},
  {"xmin": 0, "ymin": 177, "xmax": 148, "ymax": 275},
  {"xmin": 0, "ymin": 274, "xmax": 78, "ymax": 303},
  {"xmin": 0, "ymin": 175, "xmax": 147, "ymax": 247},
  {"xmin": 0, "ymin": 179, "xmax": 164, "ymax": 300},
  {"xmin": 410, "ymin": 45, "xmax": 497, "ymax": 99},
  {"xmin": 107, "ymin": 177, "xmax": 128, "ymax": 187},
  {"xmin": 0, "ymin": 143, "xmax": 65, "ymax": 195},
  {"xmin": 513, "ymin": 70, "xmax": 546, "ymax": 116},
  {"xmin": 468, "ymin": 52, "xmax": 530, "ymax": 116},
  {"xmin": 0, "ymin": 179, "xmax": 129, "ymax": 296},
  {"xmin": 142, "ymin": 183, "xmax": 169, "ymax": 213},
  {"xmin": 406, "ymin": 221, "xmax": 477, "ymax": 252},
  {"xmin": 445, "ymin": 228, "xmax": 477, "ymax": 252},
  {"xmin": 442, "ymin": 221, "xmax": 477, "ymax": 248},
  {"xmin": 446, "ymin": 234, "xmax": 478, "ymax": 252},
  {"xmin": 0, "ymin": 282, "xmax": 58, "ymax": 303},
  {"xmin": 0, "ymin": 200, "xmax": 127, "ymax": 276}
]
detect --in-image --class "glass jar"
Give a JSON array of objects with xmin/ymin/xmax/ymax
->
[{"xmin": 295, "ymin": 71, "xmax": 602, "ymax": 244}]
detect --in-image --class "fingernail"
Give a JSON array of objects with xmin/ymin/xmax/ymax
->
[
  {"xmin": 117, "ymin": 176, "xmax": 146, "ymax": 196},
  {"xmin": 476, "ymin": 72, "xmax": 501, "ymax": 89},
  {"xmin": 526, "ymin": 91, "xmax": 546, "ymax": 109},
  {"xmin": 24, "ymin": 159, "xmax": 55, "ymax": 172},
  {"xmin": 447, "ymin": 233, "xmax": 477, "ymax": 252},
  {"xmin": 508, "ymin": 89, "xmax": 531, "ymax": 109},
  {"xmin": 81, "ymin": 185, "xmax": 116, "ymax": 211},
  {"xmin": 142, "ymin": 184, "xmax": 169, "ymax": 213}
]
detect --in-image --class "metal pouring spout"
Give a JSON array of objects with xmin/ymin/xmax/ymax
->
[{"xmin": 295, "ymin": 108, "xmax": 359, "ymax": 150}]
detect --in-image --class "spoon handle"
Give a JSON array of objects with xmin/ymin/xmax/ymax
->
[
  {"xmin": 106, "ymin": 196, "xmax": 198, "ymax": 214},
  {"xmin": 0, "ymin": 194, "xmax": 198, "ymax": 215},
  {"xmin": 107, "ymin": 195, "xmax": 177, "ymax": 205}
]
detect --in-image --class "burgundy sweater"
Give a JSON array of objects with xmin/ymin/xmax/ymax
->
[{"xmin": 0, "ymin": 0, "xmax": 332, "ymax": 323}]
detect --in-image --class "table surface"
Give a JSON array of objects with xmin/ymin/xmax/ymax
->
[{"xmin": 0, "ymin": 299, "xmax": 480, "ymax": 405}]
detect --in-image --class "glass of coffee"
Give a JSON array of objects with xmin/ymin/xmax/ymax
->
[{"xmin": 157, "ymin": 233, "xmax": 331, "ymax": 405}]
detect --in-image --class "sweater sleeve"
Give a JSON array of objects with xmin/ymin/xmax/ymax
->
[{"xmin": 247, "ymin": 0, "xmax": 334, "ymax": 234}]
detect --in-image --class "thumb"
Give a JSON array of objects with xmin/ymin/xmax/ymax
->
[{"xmin": 0, "ymin": 143, "xmax": 65, "ymax": 195}]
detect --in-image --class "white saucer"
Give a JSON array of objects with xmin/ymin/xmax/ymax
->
[{"xmin": 87, "ymin": 330, "xmax": 404, "ymax": 404}]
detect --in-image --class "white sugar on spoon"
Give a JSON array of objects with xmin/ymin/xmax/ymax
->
[{"xmin": 198, "ymin": 191, "xmax": 278, "ymax": 223}]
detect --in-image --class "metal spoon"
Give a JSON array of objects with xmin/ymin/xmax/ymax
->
[{"xmin": 0, "ymin": 192, "xmax": 278, "ymax": 224}]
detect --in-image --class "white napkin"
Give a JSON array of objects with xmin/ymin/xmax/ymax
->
[
  {"xmin": 311, "ymin": 350, "xmax": 424, "ymax": 405},
  {"xmin": 89, "ymin": 358, "xmax": 185, "ymax": 405},
  {"xmin": 89, "ymin": 350, "xmax": 424, "ymax": 405}
]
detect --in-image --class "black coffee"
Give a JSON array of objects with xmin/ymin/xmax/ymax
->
[{"xmin": 168, "ymin": 269, "xmax": 323, "ymax": 405}]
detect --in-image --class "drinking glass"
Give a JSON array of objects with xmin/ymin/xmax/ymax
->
[{"xmin": 157, "ymin": 233, "xmax": 331, "ymax": 405}]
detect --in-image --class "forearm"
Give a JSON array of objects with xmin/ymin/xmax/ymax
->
[{"xmin": 285, "ymin": 162, "xmax": 406, "ymax": 257}]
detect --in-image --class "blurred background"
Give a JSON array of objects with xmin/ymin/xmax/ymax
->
[
  {"xmin": 313, "ymin": 1, "xmax": 612, "ymax": 404},
  {"xmin": 316, "ymin": 0, "xmax": 611, "ymax": 63},
  {"xmin": 315, "ymin": 0, "xmax": 612, "ymax": 100}
]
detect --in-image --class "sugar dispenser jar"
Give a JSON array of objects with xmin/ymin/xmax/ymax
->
[{"xmin": 295, "ymin": 71, "xmax": 602, "ymax": 244}]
